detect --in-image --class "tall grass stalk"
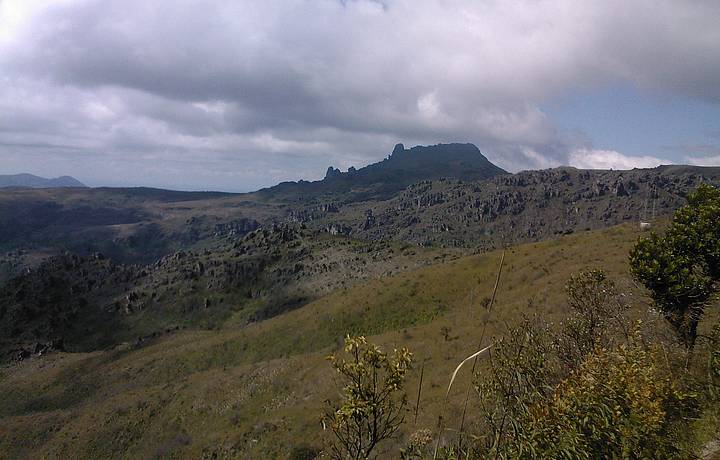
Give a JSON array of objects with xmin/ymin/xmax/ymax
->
[
  {"xmin": 414, "ymin": 360, "xmax": 425, "ymax": 425},
  {"xmin": 433, "ymin": 251, "xmax": 505, "ymax": 459}
]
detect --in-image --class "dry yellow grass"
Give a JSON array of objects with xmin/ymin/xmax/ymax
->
[{"xmin": 0, "ymin": 223, "xmax": 662, "ymax": 458}]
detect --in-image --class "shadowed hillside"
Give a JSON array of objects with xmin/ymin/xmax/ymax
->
[
  {"xmin": 0, "ymin": 225, "xmax": 462, "ymax": 358},
  {"xmin": 0, "ymin": 223, "xmax": 675, "ymax": 459},
  {"xmin": 296, "ymin": 165, "xmax": 720, "ymax": 248}
]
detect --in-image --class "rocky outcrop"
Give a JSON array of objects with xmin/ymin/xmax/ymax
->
[
  {"xmin": 213, "ymin": 218, "xmax": 261, "ymax": 237},
  {"xmin": 294, "ymin": 166, "xmax": 720, "ymax": 249},
  {"xmin": 325, "ymin": 167, "xmax": 342, "ymax": 179}
]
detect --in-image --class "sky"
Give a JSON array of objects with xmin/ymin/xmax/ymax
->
[{"xmin": 0, "ymin": 0, "xmax": 719, "ymax": 192}]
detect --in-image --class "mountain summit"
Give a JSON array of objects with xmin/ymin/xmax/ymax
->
[
  {"xmin": 0, "ymin": 174, "xmax": 86, "ymax": 189},
  {"xmin": 270, "ymin": 143, "xmax": 507, "ymax": 200},
  {"xmin": 361, "ymin": 142, "xmax": 506, "ymax": 180}
]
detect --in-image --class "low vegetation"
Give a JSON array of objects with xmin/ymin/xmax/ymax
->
[
  {"xmin": 325, "ymin": 184, "xmax": 720, "ymax": 459},
  {"xmin": 2, "ymin": 184, "xmax": 719, "ymax": 458},
  {"xmin": 0, "ymin": 222, "xmax": 639, "ymax": 458}
]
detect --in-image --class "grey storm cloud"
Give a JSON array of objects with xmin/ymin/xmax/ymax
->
[{"xmin": 0, "ymin": 0, "xmax": 719, "ymax": 190}]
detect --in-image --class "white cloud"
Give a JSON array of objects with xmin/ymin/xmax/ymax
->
[
  {"xmin": 568, "ymin": 148, "xmax": 671, "ymax": 170},
  {"xmin": 0, "ymin": 0, "xmax": 718, "ymax": 189},
  {"xmin": 685, "ymin": 155, "xmax": 720, "ymax": 167}
]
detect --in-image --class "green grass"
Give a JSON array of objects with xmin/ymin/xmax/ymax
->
[{"xmin": 2, "ymin": 223, "xmax": 705, "ymax": 459}]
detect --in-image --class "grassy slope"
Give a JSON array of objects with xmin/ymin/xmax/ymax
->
[{"xmin": 0, "ymin": 223, "xmax": 678, "ymax": 458}]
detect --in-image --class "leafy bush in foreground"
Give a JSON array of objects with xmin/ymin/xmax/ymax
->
[
  {"xmin": 468, "ymin": 324, "xmax": 697, "ymax": 459},
  {"xmin": 557, "ymin": 269, "xmax": 629, "ymax": 370},
  {"xmin": 324, "ymin": 336, "xmax": 412, "ymax": 459},
  {"xmin": 473, "ymin": 319, "xmax": 557, "ymax": 458},
  {"xmin": 527, "ymin": 329, "xmax": 697, "ymax": 459}
]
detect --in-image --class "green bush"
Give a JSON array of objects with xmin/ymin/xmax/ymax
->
[
  {"xmin": 323, "ymin": 336, "xmax": 412, "ymax": 459},
  {"xmin": 288, "ymin": 445, "xmax": 321, "ymax": 460},
  {"xmin": 708, "ymin": 322, "xmax": 720, "ymax": 400},
  {"xmin": 630, "ymin": 184, "xmax": 720, "ymax": 348},
  {"xmin": 556, "ymin": 269, "xmax": 629, "ymax": 369},
  {"xmin": 527, "ymin": 329, "xmax": 697, "ymax": 459},
  {"xmin": 472, "ymin": 319, "xmax": 558, "ymax": 458},
  {"xmin": 469, "ymin": 325, "xmax": 697, "ymax": 459}
]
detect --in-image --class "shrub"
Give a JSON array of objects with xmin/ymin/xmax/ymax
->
[
  {"xmin": 527, "ymin": 329, "xmax": 698, "ymax": 459},
  {"xmin": 556, "ymin": 269, "xmax": 629, "ymax": 369},
  {"xmin": 707, "ymin": 322, "xmax": 720, "ymax": 400},
  {"xmin": 289, "ymin": 445, "xmax": 321, "ymax": 460},
  {"xmin": 400, "ymin": 428, "xmax": 433, "ymax": 460},
  {"xmin": 323, "ymin": 336, "xmax": 412, "ymax": 459},
  {"xmin": 630, "ymin": 184, "xmax": 720, "ymax": 348},
  {"xmin": 470, "ymin": 325, "xmax": 697, "ymax": 459},
  {"xmin": 472, "ymin": 319, "xmax": 557, "ymax": 458}
]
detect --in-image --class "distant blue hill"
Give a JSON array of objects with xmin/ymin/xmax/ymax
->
[{"xmin": 0, "ymin": 174, "xmax": 86, "ymax": 189}]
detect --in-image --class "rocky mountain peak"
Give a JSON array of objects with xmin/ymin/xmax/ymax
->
[{"xmin": 324, "ymin": 166, "xmax": 342, "ymax": 179}]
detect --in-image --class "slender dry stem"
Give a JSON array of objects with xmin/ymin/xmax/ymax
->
[{"xmin": 433, "ymin": 250, "xmax": 505, "ymax": 459}]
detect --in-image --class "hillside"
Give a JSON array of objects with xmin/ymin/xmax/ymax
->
[
  {"xmin": 4, "ymin": 162, "xmax": 720, "ymax": 360},
  {"xmin": 0, "ymin": 174, "xmax": 86, "ymax": 189},
  {"xmin": 1, "ymin": 156, "xmax": 719, "ymax": 359},
  {"xmin": 0, "ymin": 223, "xmax": 690, "ymax": 459},
  {"xmin": 2, "ymin": 156, "xmax": 720, "ymax": 457},
  {"xmin": 2, "ymin": 161, "xmax": 718, "ymax": 276},
  {"xmin": 0, "ymin": 225, "xmax": 462, "ymax": 358},
  {"xmin": 0, "ymin": 187, "xmax": 258, "ymax": 266},
  {"xmin": 295, "ymin": 165, "xmax": 720, "ymax": 248}
]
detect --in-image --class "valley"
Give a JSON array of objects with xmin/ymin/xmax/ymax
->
[
  {"xmin": 0, "ymin": 223, "xmax": 662, "ymax": 459},
  {"xmin": 4, "ymin": 2, "xmax": 720, "ymax": 458},
  {"xmin": 1, "ymin": 143, "xmax": 719, "ymax": 458}
]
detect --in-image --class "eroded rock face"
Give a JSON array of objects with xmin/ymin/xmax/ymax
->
[
  {"xmin": 213, "ymin": 218, "xmax": 260, "ymax": 237},
  {"xmin": 294, "ymin": 166, "xmax": 720, "ymax": 249},
  {"xmin": 362, "ymin": 209, "xmax": 376, "ymax": 230},
  {"xmin": 288, "ymin": 203, "xmax": 340, "ymax": 223},
  {"xmin": 614, "ymin": 177, "xmax": 628, "ymax": 197}
]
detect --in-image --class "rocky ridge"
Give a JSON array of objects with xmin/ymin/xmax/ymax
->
[{"xmin": 289, "ymin": 166, "xmax": 720, "ymax": 248}]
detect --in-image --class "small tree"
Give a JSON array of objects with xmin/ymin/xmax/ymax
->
[
  {"xmin": 324, "ymin": 336, "xmax": 412, "ymax": 459},
  {"xmin": 630, "ymin": 184, "xmax": 720, "ymax": 349},
  {"xmin": 556, "ymin": 269, "xmax": 629, "ymax": 369},
  {"xmin": 473, "ymin": 319, "xmax": 557, "ymax": 458}
]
